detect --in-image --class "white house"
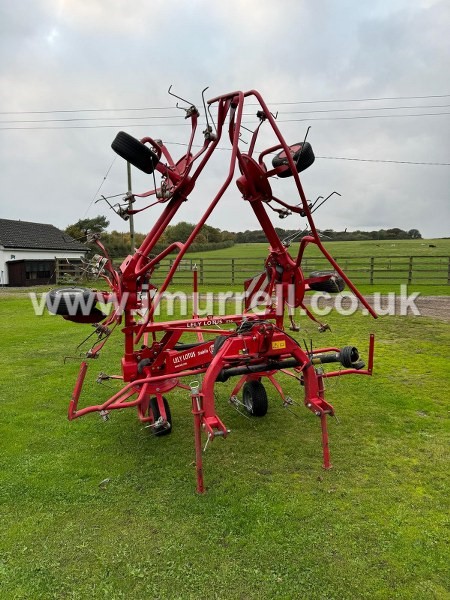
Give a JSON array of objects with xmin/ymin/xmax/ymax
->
[{"xmin": 0, "ymin": 218, "xmax": 88, "ymax": 286}]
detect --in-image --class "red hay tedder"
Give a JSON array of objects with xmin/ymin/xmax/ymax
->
[{"xmin": 48, "ymin": 88, "xmax": 377, "ymax": 493}]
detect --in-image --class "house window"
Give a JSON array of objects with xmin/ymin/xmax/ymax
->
[{"xmin": 25, "ymin": 262, "xmax": 52, "ymax": 280}]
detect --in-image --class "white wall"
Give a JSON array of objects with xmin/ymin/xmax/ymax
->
[{"xmin": 0, "ymin": 247, "xmax": 86, "ymax": 285}]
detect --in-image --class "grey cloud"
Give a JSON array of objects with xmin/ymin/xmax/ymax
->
[{"xmin": 0, "ymin": 0, "xmax": 449, "ymax": 238}]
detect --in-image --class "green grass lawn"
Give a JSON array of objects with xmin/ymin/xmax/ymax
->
[{"xmin": 0, "ymin": 296, "xmax": 449, "ymax": 599}]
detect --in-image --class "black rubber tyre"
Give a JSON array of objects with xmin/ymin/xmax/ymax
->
[
  {"xmin": 242, "ymin": 380, "xmax": 268, "ymax": 417},
  {"xmin": 149, "ymin": 397, "xmax": 172, "ymax": 436},
  {"xmin": 46, "ymin": 287, "xmax": 97, "ymax": 315},
  {"xmin": 308, "ymin": 271, "xmax": 345, "ymax": 293},
  {"xmin": 213, "ymin": 334, "xmax": 228, "ymax": 355},
  {"xmin": 111, "ymin": 131, "xmax": 159, "ymax": 174},
  {"xmin": 272, "ymin": 142, "xmax": 315, "ymax": 177}
]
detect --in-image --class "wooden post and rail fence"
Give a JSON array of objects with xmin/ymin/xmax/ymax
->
[{"xmin": 56, "ymin": 255, "xmax": 450, "ymax": 286}]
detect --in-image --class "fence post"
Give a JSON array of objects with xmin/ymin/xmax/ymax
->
[
  {"xmin": 370, "ymin": 257, "xmax": 374, "ymax": 285},
  {"xmin": 231, "ymin": 258, "xmax": 235, "ymax": 285},
  {"xmin": 408, "ymin": 256, "xmax": 413, "ymax": 284},
  {"xmin": 447, "ymin": 257, "xmax": 450, "ymax": 285},
  {"xmin": 199, "ymin": 258, "xmax": 204, "ymax": 285}
]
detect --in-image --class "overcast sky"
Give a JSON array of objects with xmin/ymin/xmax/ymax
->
[{"xmin": 1, "ymin": 0, "xmax": 449, "ymax": 239}]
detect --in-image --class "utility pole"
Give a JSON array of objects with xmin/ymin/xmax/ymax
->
[{"xmin": 127, "ymin": 161, "xmax": 135, "ymax": 253}]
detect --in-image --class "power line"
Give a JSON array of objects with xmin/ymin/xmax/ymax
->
[
  {"xmin": 1, "ymin": 93, "xmax": 449, "ymax": 115},
  {"xmin": 274, "ymin": 111, "xmax": 450, "ymax": 123},
  {"xmin": 0, "ymin": 106, "xmax": 176, "ymax": 115},
  {"xmin": 1, "ymin": 114, "xmax": 448, "ymax": 166},
  {"xmin": 2, "ymin": 103, "xmax": 450, "ymax": 125},
  {"xmin": 0, "ymin": 114, "xmax": 186, "ymax": 124},
  {"xmin": 134, "ymin": 140, "xmax": 450, "ymax": 166},
  {"xmin": 1, "ymin": 110, "xmax": 449, "ymax": 130},
  {"xmin": 316, "ymin": 156, "xmax": 450, "ymax": 166},
  {"xmin": 0, "ymin": 122, "xmax": 191, "ymax": 130},
  {"xmin": 83, "ymin": 157, "xmax": 117, "ymax": 218},
  {"xmin": 248, "ymin": 93, "xmax": 450, "ymax": 105},
  {"xmin": 269, "ymin": 103, "xmax": 450, "ymax": 115}
]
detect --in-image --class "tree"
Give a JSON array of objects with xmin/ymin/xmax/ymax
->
[
  {"xmin": 408, "ymin": 228, "xmax": 422, "ymax": 239},
  {"xmin": 164, "ymin": 222, "xmax": 195, "ymax": 244},
  {"xmin": 65, "ymin": 215, "xmax": 110, "ymax": 243},
  {"xmin": 386, "ymin": 227, "xmax": 404, "ymax": 239},
  {"xmin": 201, "ymin": 224, "xmax": 222, "ymax": 243}
]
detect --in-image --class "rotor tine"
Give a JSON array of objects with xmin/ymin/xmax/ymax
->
[
  {"xmin": 207, "ymin": 101, "xmax": 217, "ymax": 133},
  {"xmin": 201, "ymin": 87, "xmax": 210, "ymax": 130},
  {"xmin": 232, "ymin": 404, "xmax": 251, "ymax": 420},
  {"xmin": 283, "ymin": 404, "xmax": 303, "ymax": 419},
  {"xmin": 295, "ymin": 125, "xmax": 311, "ymax": 166},
  {"xmin": 229, "ymin": 397, "xmax": 251, "ymax": 420},
  {"xmin": 167, "ymin": 84, "xmax": 196, "ymax": 108},
  {"xmin": 76, "ymin": 328, "xmax": 98, "ymax": 350},
  {"xmin": 309, "ymin": 195, "xmax": 323, "ymax": 211}
]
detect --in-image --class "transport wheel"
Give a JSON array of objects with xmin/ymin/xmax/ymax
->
[
  {"xmin": 149, "ymin": 397, "xmax": 172, "ymax": 436},
  {"xmin": 111, "ymin": 131, "xmax": 160, "ymax": 174},
  {"xmin": 308, "ymin": 271, "xmax": 345, "ymax": 293},
  {"xmin": 46, "ymin": 287, "xmax": 97, "ymax": 315},
  {"xmin": 242, "ymin": 381, "xmax": 268, "ymax": 417},
  {"xmin": 272, "ymin": 142, "xmax": 315, "ymax": 177}
]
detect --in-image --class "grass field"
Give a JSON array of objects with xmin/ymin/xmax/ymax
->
[
  {"xmin": 152, "ymin": 238, "xmax": 450, "ymax": 294},
  {"xmin": 185, "ymin": 238, "xmax": 450, "ymax": 260},
  {"xmin": 112, "ymin": 238, "xmax": 450, "ymax": 293},
  {"xmin": 0, "ymin": 294, "xmax": 449, "ymax": 599}
]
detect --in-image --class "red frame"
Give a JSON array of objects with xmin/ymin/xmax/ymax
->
[{"xmin": 66, "ymin": 89, "xmax": 377, "ymax": 492}]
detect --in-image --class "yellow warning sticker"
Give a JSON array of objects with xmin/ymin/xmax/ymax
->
[{"xmin": 272, "ymin": 340, "xmax": 286, "ymax": 350}]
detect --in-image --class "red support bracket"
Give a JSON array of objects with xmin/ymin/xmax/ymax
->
[{"xmin": 190, "ymin": 384, "xmax": 205, "ymax": 494}]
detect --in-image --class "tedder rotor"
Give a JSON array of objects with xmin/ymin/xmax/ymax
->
[{"xmin": 47, "ymin": 88, "xmax": 377, "ymax": 493}]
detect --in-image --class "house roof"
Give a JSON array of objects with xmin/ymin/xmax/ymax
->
[{"xmin": 0, "ymin": 218, "xmax": 87, "ymax": 252}]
